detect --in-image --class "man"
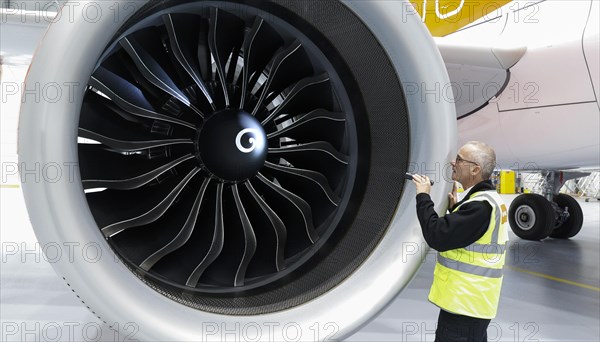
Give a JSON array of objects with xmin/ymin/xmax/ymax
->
[{"xmin": 411, "ymin": 141, "xmax": 508, "ymax": 342}]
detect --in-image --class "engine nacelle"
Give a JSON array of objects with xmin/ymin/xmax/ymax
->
[{"xmin": 18, "ymin": 1, "xmax": 455, "ymax": 340}]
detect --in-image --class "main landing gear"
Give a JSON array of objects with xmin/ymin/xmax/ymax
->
[{"xmin": 509, "ymin": 171, "xmax": 585, "ymax": 240}]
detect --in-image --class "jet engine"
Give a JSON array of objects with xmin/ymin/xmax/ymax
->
[{"xmin": 18, "ymin": 0, "xmax": 455, "ymax": 340}]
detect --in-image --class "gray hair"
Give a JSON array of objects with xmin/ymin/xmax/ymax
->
[{"xmin": 465, "ymin": 141, "xmax": 496, "ymax": 180}]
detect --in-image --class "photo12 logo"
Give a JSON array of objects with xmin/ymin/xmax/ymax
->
[{"xmin": 1, "ymin": 321, "xmax": 139, "ymax": 342}]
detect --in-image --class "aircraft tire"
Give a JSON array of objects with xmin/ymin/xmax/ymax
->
[
  {"xmin": 550, "ymin": 194, "xmax": 584, "ymax": 239},
  {"xmin": 508, "ymin": 194, "xmax": 555, "ymax": 240}
]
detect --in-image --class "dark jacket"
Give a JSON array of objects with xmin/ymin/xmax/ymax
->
[{"xmin": 416, "ymin": 180, "xmax": 495, "ymax": 252}]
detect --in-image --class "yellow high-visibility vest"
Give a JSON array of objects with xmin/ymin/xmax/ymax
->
[{"xmin": 428, "ymin": 190, "xmax": 509, "ymax": 319}]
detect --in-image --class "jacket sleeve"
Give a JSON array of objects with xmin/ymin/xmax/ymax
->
[{"xmin": 415, "ymin": 193, "xmax": 492, "ymax": 252}]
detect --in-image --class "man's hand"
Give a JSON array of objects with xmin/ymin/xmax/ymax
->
[
  {"xmin": 412, "ymin": 174, "xmax": 431, "ymax": 195},
  {"xmin": 448, "ymin": 181, "xmax": 458, "ymax": 209}
]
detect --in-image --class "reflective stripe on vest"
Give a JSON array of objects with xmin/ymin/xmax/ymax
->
[
  {"xmin": 457, "ymin": 192, "xmax": 507, "ymax": 251},
  {"xmin": 471, "ymin": 192, "xmax": 505, "ymax": 245},
  {"xmin": 437, "ymin": 254, "xmax": 503, "ymax": 278}
]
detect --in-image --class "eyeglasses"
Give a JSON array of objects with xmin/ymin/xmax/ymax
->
[{"xmin": 455, "ymin": 155, "xmax": 479, "ymax": 166}]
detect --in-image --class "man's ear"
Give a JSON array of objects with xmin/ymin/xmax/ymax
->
[{"xmin": 470, "ymin": 165, "xmax": 481, "ymax": 177}]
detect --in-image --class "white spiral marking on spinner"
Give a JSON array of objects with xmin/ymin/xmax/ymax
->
[{"xmin": 235, "ymin": 128, "xmax": 262, "ymax": 153}]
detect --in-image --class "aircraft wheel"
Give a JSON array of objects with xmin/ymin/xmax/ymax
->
[
  {"xmin": 550, "ymin": 194, "xmax": 583, "ymax": 239},
  {"xmin": 508, "ymin": 194, "xmax": 555, "ymax": 240}
]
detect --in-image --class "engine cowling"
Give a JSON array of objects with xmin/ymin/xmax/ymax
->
[{"xmin": 18, "ymin": 0, "xmax": 456, "ymax": 340}]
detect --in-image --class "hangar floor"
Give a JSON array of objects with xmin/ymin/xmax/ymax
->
[{"xmin": 1, "ymin": 63, "xmax": 599, "ymax": 341}]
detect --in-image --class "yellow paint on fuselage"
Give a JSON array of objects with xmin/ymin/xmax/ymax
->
[{"xmin": 409, "ymin": 0, "xmax": 512, "ymax": 36}]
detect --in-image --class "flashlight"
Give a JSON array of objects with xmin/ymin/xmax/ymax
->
[{"xmin": 406, "ymin": 173, "xmax": 434, "ymax": 185}]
